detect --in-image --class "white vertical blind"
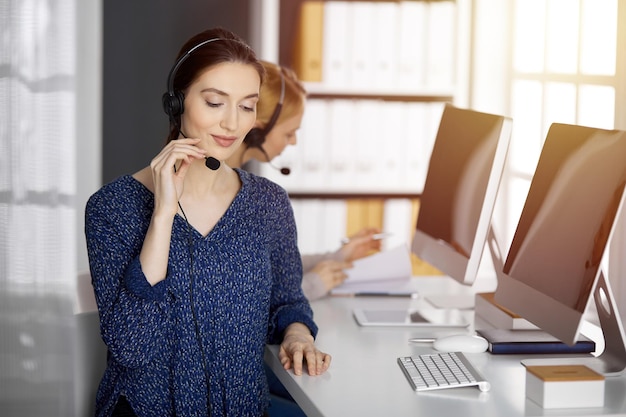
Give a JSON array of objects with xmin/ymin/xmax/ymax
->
[
  {"xmin": 0, "ymin": 0, "xmax": 78, "ymax": 414},
  {"xmin": 0, "ymin": 0, "xmax": 76, "ymax": 286}
]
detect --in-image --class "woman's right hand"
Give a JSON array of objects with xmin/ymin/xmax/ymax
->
[
  {"xmin": 311, "ymin": 260, "xmax": 353, "ymax": 292},
  {"xmin": 338, "ymin": 227, "xmax": 382, "ymax": 262},
  {"xmin": 149, "ymin": 138, "xmax": 206, "ymax": 217}
]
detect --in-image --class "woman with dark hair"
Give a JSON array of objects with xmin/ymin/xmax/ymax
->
[{"xmin": 85, "ymin": 27, "xmax": 331, "ymax": 417}]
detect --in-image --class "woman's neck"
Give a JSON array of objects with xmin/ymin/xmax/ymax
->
[
  {"xmin": 177, "ymin": 159, "xmax": 229, "ymax": 196},
  {"xmin": 226, "ymin": 144, "xmax": 251, "ymax": 169}
]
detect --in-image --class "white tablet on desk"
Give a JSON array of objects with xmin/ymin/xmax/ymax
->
[{"xmin": 353, "ymin": 308, "xmax": 470, "ymax": 328}]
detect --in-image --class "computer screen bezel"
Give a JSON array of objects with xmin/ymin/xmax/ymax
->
[{"xmin": 411, "ymin": 103, "xmax": 512, "ymax": 286}]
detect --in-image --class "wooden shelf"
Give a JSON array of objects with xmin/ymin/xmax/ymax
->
[
  {"xmin": 306, "ymin": 92, "xmax": 453, "ymax": 102},
  {"xmin": 288, "ymin": 192, "xmax": 422, "ymax": 200}
]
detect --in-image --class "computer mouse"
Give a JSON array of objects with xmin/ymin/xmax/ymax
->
[{"xmin": 433, "ymin": 334, "xmax": 488, "ymax": 353}]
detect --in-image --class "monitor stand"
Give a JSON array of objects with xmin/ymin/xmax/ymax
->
[
  {"xmin": 424, "ymin": 225, "xmax": 501, "ymax": 310},
  {"xmin": 487, "ymin": 225, "xmax": 503, "ymax": 275},
  {"xmin": 521, "ymin": 270, "xmax": 626, "ymax": 376}
]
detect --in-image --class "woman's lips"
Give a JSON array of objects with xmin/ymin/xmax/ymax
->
[{"xmin": 212, "ymin": 135, "xmax": 238, "ymax": 148}]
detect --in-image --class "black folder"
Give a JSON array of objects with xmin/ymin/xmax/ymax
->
[{"xmin": 476, "ymin": 328, "xmax": 596, "ymax": 355}]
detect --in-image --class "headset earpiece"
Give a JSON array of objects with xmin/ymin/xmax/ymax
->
[
  {"xmin": 244, "ymin": 127, "xmax": 267, "ymax": 148},
  {"xmin": 162, "ymin": 90, "xmax": 185, "ymax": 121},
  {"xmin": 163, "ymin": 37, "xmax": 225, "ymax": 130}
]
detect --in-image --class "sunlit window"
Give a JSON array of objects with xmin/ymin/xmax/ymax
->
[
  {"xmin": 512, "ymin": 0, "xmax": 545, "ymax": 73},
  {"xmin": 544, "ymin": 82, "xmax": 576, "ymax": 126},
  {"xmin": 505, "ymin": 0, "xmax": 619, "ymax": 245},
  {"xmin": 545, "ymin": 0, "xmax": 579, "ymax": 74},
  {"xmin": 579, "ymin": 85, "xmax": 615, "ymax": 129},
  {"xmin": 509, "ymin": 80, "xmax": 542, "ymax": 174},
  {"xmin": 580, "ymin": 0, "xmax": 617, "ymax": 75}
]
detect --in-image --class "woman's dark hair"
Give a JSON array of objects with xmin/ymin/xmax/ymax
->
[{"xmin": 165, "ymin": 27, "xmax": 265, "ymax": 142}]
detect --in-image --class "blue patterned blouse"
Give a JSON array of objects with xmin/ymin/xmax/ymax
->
[{"xmin": 85, "ymin": 169, "xmax": 317, "ymax": 417}]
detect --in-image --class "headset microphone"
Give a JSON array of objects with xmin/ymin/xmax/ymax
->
[
  {"xmin": 205, "ymin": 156, "xmax": 220, "ymax": 171},
  {"xmin": 258, "ymin": 146, "xmax": 290, "ymax": 175},
  {"xmin": 276, "ymin": 165, "xmax": 291, "ymax": 176},
  {"xmin": 180, "ymin": 129, "xmax": 222, "ymax": 171}
]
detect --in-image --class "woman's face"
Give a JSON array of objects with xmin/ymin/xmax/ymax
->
[
  {"xmin": 261, "ymin": 109, "xmax": 304, "ymax": 160},
  {"xmin": 180, "ymin": 62, "xmax": 261, "ymax": 162}
]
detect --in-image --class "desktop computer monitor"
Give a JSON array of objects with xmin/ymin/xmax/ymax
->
[
  {"xmin": 494, "ymin": 123, "xmax": 626, "ymax": 375},
  {"xmin": 411, "ymin": 103, "xmax": 512, "ymax": 286},
  {"xmin": 352, "ymin": 104, "xmax": 512, "ymax": 327}
]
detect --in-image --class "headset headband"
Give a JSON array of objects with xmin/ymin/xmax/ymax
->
[
  {"xmin": 166, "ymin": 37, "xmax": 223, "ymax": 97},
  {"xmin": 262, "ymin": 67, "xmax": 286, "ymax": 135}
]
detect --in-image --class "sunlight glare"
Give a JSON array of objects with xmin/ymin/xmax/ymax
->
[
  {"xmin": 513, "ymin": 0, "xmax": 545, "ymax": 73},
  {"xmin": 578, "ymin": 85, "xmax": 615, "ymax": 129},
  {"xmin": 510, "ymin": 80, "xmax": 543, "ymax": 175},
  {"xmin": 580, "ymin": 0, "xmax": 617, "ymax": 75},
  {"xmin": 544, "ymin": 82, "xmax": 576, "ymax": 126},
  {"xmin": 546, "ymin": 0, "xmax": 579, "ymax": 74}
]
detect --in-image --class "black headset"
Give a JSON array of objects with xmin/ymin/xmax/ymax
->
[
  {"xmin": 162, "ymin": 37, "xmax": 225, "ymax": 127},
  {"xmin": 243, "ymin": 66, "xmax": 285, "ymax": 149}
]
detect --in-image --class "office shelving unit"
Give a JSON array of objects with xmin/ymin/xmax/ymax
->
[{"xmin": 258, "ymin": 0, "xmax": 456, "ymax": 271}]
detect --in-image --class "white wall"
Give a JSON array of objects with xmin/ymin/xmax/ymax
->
[
  {"xmin": 76, "ymin": 0, "xmax": 102, "ymax": 275},
  {"xmin": 74, "ymin": 4, "xmax": 103, "ymax": 416}
]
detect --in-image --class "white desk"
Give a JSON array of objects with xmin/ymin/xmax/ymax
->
[{"xmin": 264, "ymin": 276, "xmax": 626, "ymax": 417}]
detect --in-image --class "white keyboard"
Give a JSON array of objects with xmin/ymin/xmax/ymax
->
[{"xmin": 398, "ymin": 352, "xmax": 491, "ymax": 392}]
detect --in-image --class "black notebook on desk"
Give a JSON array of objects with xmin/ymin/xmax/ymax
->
[{"xmin": 476, "ymin": 329, "xmax": 596, "ymax": 354}]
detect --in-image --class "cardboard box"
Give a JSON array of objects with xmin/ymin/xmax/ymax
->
[
  {"xmin": 525, "ymin": 365, "xmax": 605, "ymax": 409},
  {"xmin": 474, "ymin": 292, "xmax": 538, "ymax": 330}
]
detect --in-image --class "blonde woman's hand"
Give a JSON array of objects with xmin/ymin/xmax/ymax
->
[
  {"xmin": 339, "ymin": 227, "xmax": 383, "ymax": 262},
  {"xmin": 311, "ymin": 260, "xmax": 353, "ymax": 291}
]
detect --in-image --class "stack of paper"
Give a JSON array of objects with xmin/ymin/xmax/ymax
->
[{"xmin": 330, "ymin": 244, "xmax": 414, "ymax": 296}]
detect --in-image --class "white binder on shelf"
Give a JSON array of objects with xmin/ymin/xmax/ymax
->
[
  {"xmin": 377, "ymin": 101, "xmax": 406, "ymax": 190},
  {"xmin": 353, "ymin": 100, "xmax": 380, "ymax": 188},
  {"xmin": 299, "ymin": 99, "xmax": 330, "ymax": 189},
  {"xmin": 426, "ymin": 1, "xmax": 456, "ymax": 90},
  {"xmin": 349, "ymin": 2, "xmax": 376, "ymax": 88},
  {"xmin": 295, "ymin": 199, "xmax": 326, "ymax": 254},
  {"xmin": 382, "ymin": 199, "xmax": 414, "ymax": 252},
  {"xmin": 371, "ymin": 2, "xmax": 399, "ymax": 90},
  {"xmin": 321, "ymin": 1, "xmax": 350, "ymax": 88},
  {"xmin": 327, "ymin": 99, "xmax": 355, "ymax": 189},
  {"xmin": 321, "ymin": 199, "xmax": 348, "ymax": 254},
  {"xmin": 397, "ymin": 1, "xmax": 427, "ymax": 90},
  {"xmin": 404, "ymin": 103, "xmax": 429, "ymax": 193}
]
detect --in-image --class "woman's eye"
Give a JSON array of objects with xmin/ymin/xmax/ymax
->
[
  {"xmin": 241, "ymin": 105, "xmax": 255, "ymax": 112},
  {"xmin": 206, "ymin": 101, "xmax": 222, "ymax": 108}
]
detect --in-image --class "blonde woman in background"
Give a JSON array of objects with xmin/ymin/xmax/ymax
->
[{"xmin": 227, "ymin": 61, "xmax": 382, "ymax": 301}]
